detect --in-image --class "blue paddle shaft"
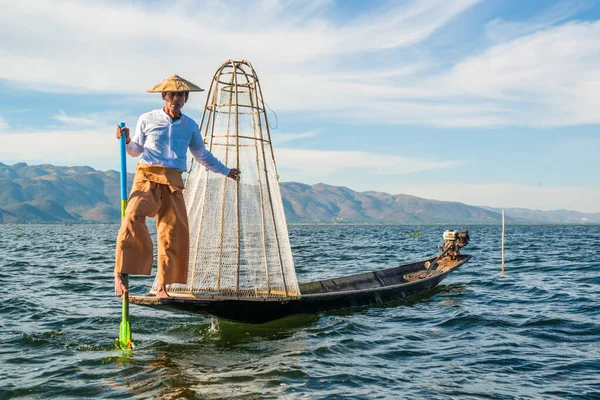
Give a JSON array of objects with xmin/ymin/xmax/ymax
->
[
  {"xmin": 118, "ymin": 121, "xmax": 132, "ymax": 350},
  {"xmin": 119, "ymin": 122, "xmax": 127, "ymax": 204}
]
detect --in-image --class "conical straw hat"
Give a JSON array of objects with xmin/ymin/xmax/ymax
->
[{"xmin": 147, "ymin": 74, "xmax": 204, "ymax": 93}]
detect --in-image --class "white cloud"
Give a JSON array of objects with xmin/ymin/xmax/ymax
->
[
  {"xmin": 434, "ymin": 21, "xmax": 600, "ymax": 126},
  {"xmin": 50, "ymin": 110, "xmax": 140, "ymax": 130},
  {"xmin": 53, "ymin": 111, "xmax": 98, "ymax": 127},
  {"xmin": 398, "ymin": 183, "xmax": 600, "ymax": 213},
  {"xmin": 485, "ymin": 0, "xmax": 586, "ymax": 43},
  {"xmin": 0, "ymin": 0, "xmax": 483, "ymax": 125},
  {"xmin": 0, "ymin": 125, "xmax": 459, "ymax": 175},
  {"xmin": 0, "ymin": 116, "xmax": 9, "ymax": 130},
  {"xmin": 272, "ymin": 130, "xmax": 320, "ymax": 145},
  {"xmin": 0, "ymin": 0, "xmax": 476, "ymax": 91},
  {"xmin": 273, "ymin": 148, "xmax": 600, "ymax": 212},
  {"xmin": 1, "ymin": 1, "xmax": 600, "ymax": 128},
  {"xmin": 212, "ymin": 19, "xmax": 600, "ymax": 127},
  {"xmin": 276, "ymin": 148, "xmax": 460, "ymax": 175},
  {"xmin": 0, "ymin": 126, "xmax": 140, "ymax": 172}
]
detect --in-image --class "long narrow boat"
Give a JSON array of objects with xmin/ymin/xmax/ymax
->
[{"xmin": 130, "ymin": 251, "xmax": 471, "ymax": 324}]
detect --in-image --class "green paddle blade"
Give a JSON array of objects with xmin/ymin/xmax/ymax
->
[
  {"xmin": 119, "ymin": 319, "xmax": 133, "ymax": 350},
  {"xmin": 117, "ymin": 274, "xmax": 133, "ymax": 351}
]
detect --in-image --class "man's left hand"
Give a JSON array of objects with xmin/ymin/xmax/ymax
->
[{"xmin": 227, "ymin": 168, "xmax": 241, "ymax": 181}]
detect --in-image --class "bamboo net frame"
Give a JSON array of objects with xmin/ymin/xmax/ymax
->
[{"xmin": 154, "ymin": 60, "xmax": 300, "ymax": 299}]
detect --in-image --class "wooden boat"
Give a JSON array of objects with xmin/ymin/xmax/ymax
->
[{"xmin": 130, "ymin": 252, "xmax": 471, "ymax": 324}]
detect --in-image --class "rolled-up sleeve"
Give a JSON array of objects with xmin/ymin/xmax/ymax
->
[
  {"xmin": 189, "ymin": 125, "xmax": 230, "ymax": 176},
  {"xmin": 126, "ymin": 117, "xmax": 145, "ymax": 157}
]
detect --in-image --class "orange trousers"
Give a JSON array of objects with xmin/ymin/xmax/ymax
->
[{"xmin": 114, "ymin": 164, "xmax": 189, "ymax": 285}]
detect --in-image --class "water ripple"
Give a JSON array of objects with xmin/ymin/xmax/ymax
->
[{"xmin": 0, "ymin": 224, "xmax": 599, "ymax": 398}]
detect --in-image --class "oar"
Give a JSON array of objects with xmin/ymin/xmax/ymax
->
[{"xmin": 117, "ymin": 121, "xmax": 133, "ymax": 350}]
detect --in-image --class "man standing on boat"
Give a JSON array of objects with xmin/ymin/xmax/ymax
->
[{"xmin": 114, "ymin": 74, "xmax": 240, "ymax": 298}]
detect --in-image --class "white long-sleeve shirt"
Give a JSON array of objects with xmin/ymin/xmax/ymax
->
[{"xmin": 127, "ymin": 109, "xmax": 230, "ymax": 175}]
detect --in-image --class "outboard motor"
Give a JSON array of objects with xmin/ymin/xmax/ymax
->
[
  {"xmin": 440, "ymin": 230, "xmax": 470, "ymax": 260},
  {"xmin": 424, "ymin": 229, "xmax": 470, "ymax": 271}
]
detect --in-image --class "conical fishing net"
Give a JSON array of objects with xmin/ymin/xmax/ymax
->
[{"xmin": 154, "ymin": 60, "xmax": 300, "ymax": 298}]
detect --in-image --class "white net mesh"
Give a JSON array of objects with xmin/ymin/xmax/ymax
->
[{"xmin": 157, "ymin": 60, "xmax": 300, "ymax": 298}]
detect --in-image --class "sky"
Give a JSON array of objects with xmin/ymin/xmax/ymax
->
[{"xmin": 0, "ymin": 0, "xmax": 599, "ymax": 213}]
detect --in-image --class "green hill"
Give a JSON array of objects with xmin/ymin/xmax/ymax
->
[
  {"xmin": 279, "ymin": 182, "xmax": 501, "ymax": 223},
  {"xmin": 0, "ymin": 162, "xmax": 598, "ymax": 224},
  {"xmin": 0, "ymin": 162, "xmax": 132, "ymax": 223}
]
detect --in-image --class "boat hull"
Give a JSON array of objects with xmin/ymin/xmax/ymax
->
[{"xmin": 130, "ymin": 254, "xmax": 471, "ymax": 323}]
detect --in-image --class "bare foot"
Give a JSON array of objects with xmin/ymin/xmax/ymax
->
[
  {"xmin": 114, "ymin": 272, "xmax": 128, "ymax": 296},
  {"xmin": 155, "ymin": 284, "xmax": 170, "ymax": 298}
]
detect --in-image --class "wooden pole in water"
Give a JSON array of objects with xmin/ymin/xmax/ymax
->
[{"xmin": 501, "ymin": 209, "xmax": 505, "ymax": 277}]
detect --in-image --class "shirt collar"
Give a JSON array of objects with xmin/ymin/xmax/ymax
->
[{"xmin": 161, "ymin": 107, "xmax": 182, "ymax": 123}]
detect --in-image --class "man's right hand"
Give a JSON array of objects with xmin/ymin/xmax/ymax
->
[{"xmin": 116, "ymin": 125, "xmax": 130, "ymax": 144}]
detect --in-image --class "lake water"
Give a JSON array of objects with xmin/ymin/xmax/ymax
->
[{"xmin": 1, "ymin": 224, "xmax": 599, "ymax": 399}]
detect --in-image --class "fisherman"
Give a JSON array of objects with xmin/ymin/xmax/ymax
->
[{"xmin": 114, "ymin": 74, "xmax": 240, "ymax": 298}]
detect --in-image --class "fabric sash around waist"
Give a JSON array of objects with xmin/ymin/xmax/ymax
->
[{"xmin": 134, "ymin": 164, "xmax": 184, "ymax": 193}]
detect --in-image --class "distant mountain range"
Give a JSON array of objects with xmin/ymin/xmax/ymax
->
[{"xmin": 1, "ymin": 162, "xmax": 598, "ymax": 224}]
